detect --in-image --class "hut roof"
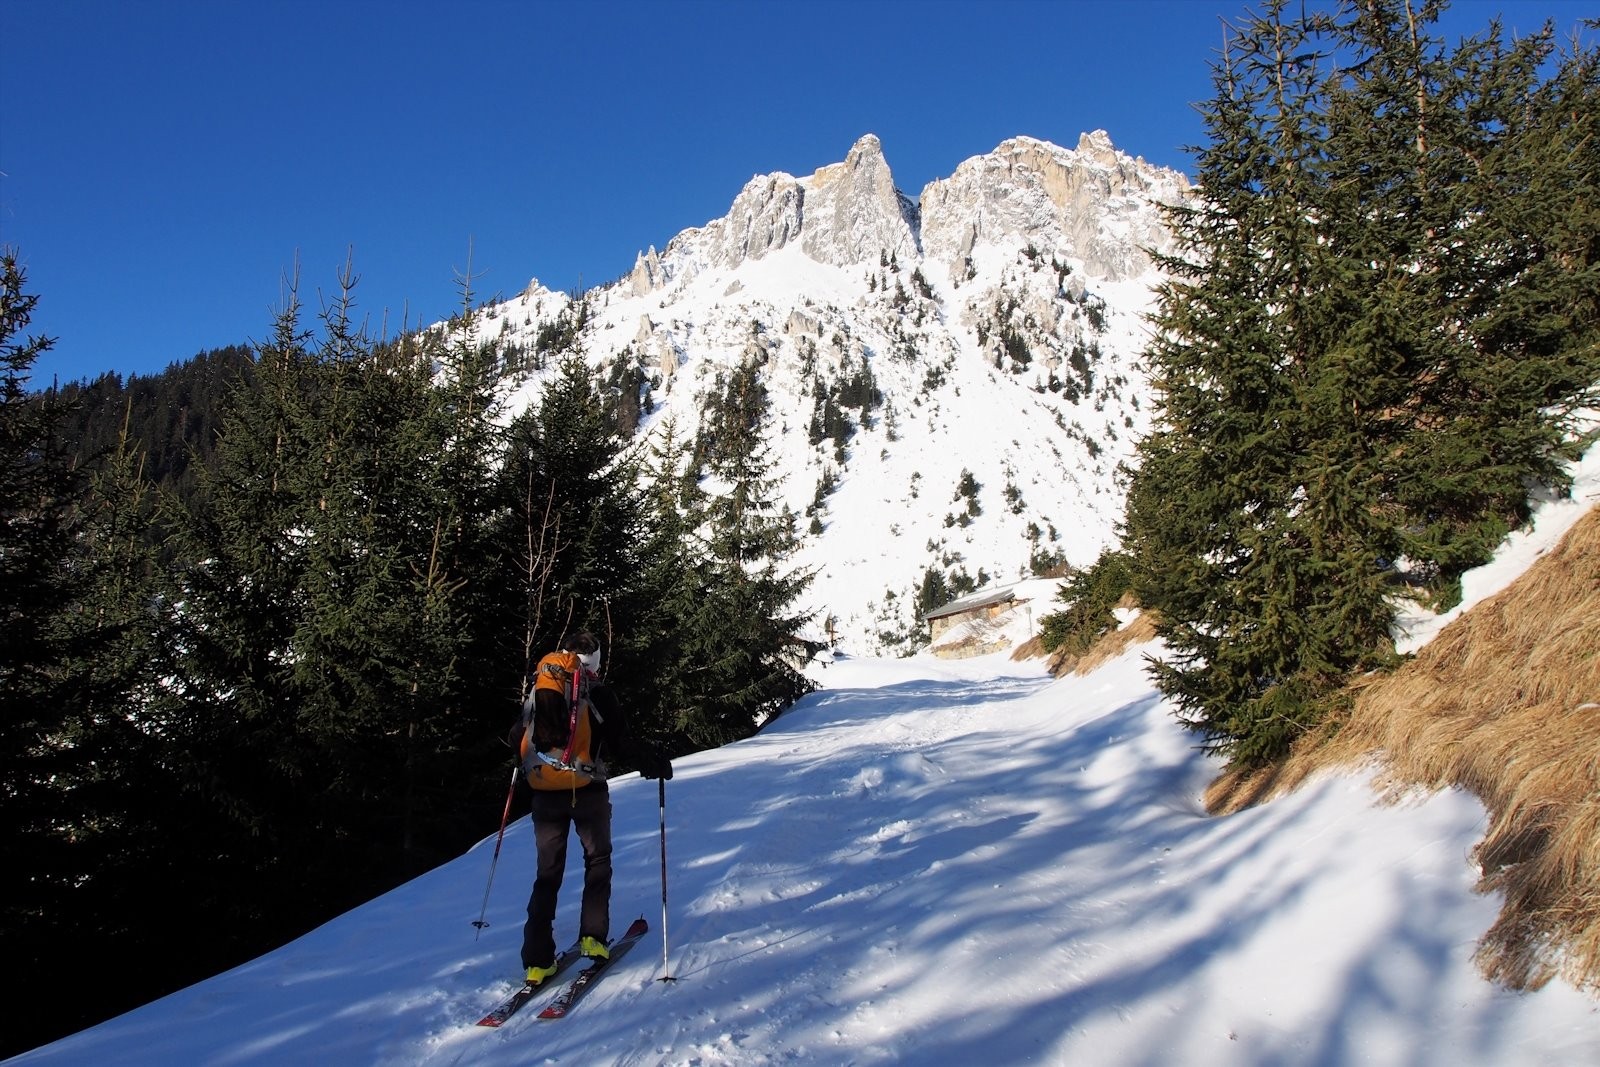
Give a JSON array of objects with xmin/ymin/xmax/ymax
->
[{"xmin": 921, "ymin": 585, "xmax": 1019, "ymax": 623}]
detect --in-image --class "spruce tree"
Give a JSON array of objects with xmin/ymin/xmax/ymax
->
[
  {"xmin": 495, "ymin": 354, "xmax": 645, "ymax": 658},
  {"xmin": 1039, "ymin": 551, "xmax": 1134, "ymax": 657},
  {"xmin": 916, "ymin": 566, "xmax": 950, "ymax": 619},
  {"xmin": 0, "ymin": 259, "xmax": 206, "ymax": 1055},
  {"xmin": 1320, "ymin": 2, "xmax": 1600, "ymax": 597},
  {"xmin": 409, "ymin": 273, "xmax": 512, "ymax": 823},
  {"xmin": 47, "ymin": 407, "xmax": 225, "ymax": 1044},
  {"xmin": 159, "ymin": 259, "xmax": 515, "ymax": 935},
  {"xmin": 272, "ymin": 264, "xmax": 503, "ymax": 871},
  {"xmin": 1126, "ymin": 1, "xmax": 1372, "ymax": 763},
  {"xmin": 160, "ymin": 281, "xmax": 322, "ymax": 893},
  {"xmin": 678, "ymin": 355, "xmax": 820, "ymax": 745},
  {"xmin": 629, "ymin": 416, "xmax": 717, "ymax": 756}
]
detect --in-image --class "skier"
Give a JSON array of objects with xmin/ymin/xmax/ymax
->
[{"xmin": 510, "ymin": 631, "xmax": 672, "ymax": 985}]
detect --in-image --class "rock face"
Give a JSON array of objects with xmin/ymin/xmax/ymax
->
[
  {"xmin": 796, "ymin": 134, "xmax": 920, "ymax": 267},
  {"xmin": 921, "ymin": 132, "xmax": 1189, "ymax": 282},
  {"xmin": 651, "ymin": 134, "xmax": 922, "ymax": 280},
  {"xmin": 629, "ymin": 247, "xmax": 662, "ymax": 296}
]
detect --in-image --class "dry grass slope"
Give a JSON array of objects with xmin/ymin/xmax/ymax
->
[
  {"xmin": 1207, "ymin": 504, "xmax": 1600, "ymax": 994},
  {"xmin": 1028, "ymin": 593, "xmax": 1160, "ymax": 677}
]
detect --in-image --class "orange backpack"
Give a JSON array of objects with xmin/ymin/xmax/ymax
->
[{"xmin": 519, "ymin": 650, "xmax": 603, "ymax": 790}]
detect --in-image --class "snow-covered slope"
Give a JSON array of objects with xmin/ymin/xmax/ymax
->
[
  {"xmin": 477, "ymin": 132, "xmax": 1190, "ymax": 654},
  {"xmin": 13, "ymin": 461, "xmax": 1599, "ymax": 1066}
]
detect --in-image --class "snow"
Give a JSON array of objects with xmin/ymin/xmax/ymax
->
[{"xmin": 13, "ymin": 460, "xmax": 1600, "ymax": 1065}]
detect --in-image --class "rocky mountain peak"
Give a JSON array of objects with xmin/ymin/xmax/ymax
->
[
  {"xmin": 641, "ymin": 131, "xmax": 918, "ymax": 285},
  {"xmin": 635, "ymin": 131, "xmax": 1187, "ymax": 295},
  {"xmin": 494, "ymin": 132, "xmax": 1188, "ymax": 654}
]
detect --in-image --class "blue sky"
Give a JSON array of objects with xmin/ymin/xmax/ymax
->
[{"xmin": 1, "ymin": 0, "xmax": 1584, "ymax": 385}]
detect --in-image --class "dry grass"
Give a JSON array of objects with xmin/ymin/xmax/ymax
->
[
  {"xmin": 1064, "ymin": 611, "xmax": 1160, "ymax": 676},
  {"xmin": 1024, "ymin": 594, "xmax": 1162, "ymax": 677},
  {"xmin": 1208, "ymin": 503, "xmax": 1600, "ymax": 995},
  {"xmin": 1010, "ymin": 633, "xmax": 1048, "ymax": 662}
]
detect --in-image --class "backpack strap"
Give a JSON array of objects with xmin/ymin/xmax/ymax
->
[
  {"xmin": 518, "ymin": 685, "xmax": 538, "ymax": 776},
  {"xmin": 558, "ymin": 666, "xmax": 591, "ymax": 766}
]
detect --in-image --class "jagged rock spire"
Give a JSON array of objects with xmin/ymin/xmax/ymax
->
[{"xmin": 797, "ymin": 133, "xmax": 919, "ymax": 267}]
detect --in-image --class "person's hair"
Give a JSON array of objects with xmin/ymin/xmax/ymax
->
[{"xmin": 561, "ymin": 631, "xmax": 599, "ymax": 655}]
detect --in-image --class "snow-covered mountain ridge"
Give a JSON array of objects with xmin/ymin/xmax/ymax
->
[{"xmin": 469, "ymin": 132, "xmax": 1192, "ymax": 653}]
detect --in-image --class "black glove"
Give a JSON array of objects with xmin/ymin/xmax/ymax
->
[{"xmin": 637, "ymin": 752, "xmax": 673, "ymax": 781}]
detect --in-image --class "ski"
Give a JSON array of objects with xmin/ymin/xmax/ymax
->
[
  {"xmin": 474, "ymin": 940, "xmax": 583, "ymax": 1027},
  {"xmin": 536, "ymin": 917, "xmax": 650, "ymax": 1020}
]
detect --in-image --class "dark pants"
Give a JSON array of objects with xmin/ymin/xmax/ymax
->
[{"xmin": 521, "ymin": 785, "xmax": 612, "ymax": 969}]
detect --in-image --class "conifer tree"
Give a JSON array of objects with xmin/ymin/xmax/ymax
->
[
  {"xmin": 49, "ymin": 405, "xmax": 229, "ymax": 1038},
  {"xmin": 60, "ymin": 405, "xmax": 171, "ymax": 828},
  {"xmin": 406, "ymin": 269, "xmax": 511, "ymax": 819},
  {"xmin": 677, "ymin": 355, "xmax": 820, "ymax": 745},
  {"xmin": 495, "ymin": 353, "xmax": 645, "ymax": 661},
  {"xmin": 160, "ymin": 278, "xmax": 323, "ymax": 886},
  {"xmin": 287, "ymin": 279, "xmax": 457, "ymax": 861},
  {"xmin": 1039, "ymin": 551, "xmax": 1134, "ymax": 657},
  {"xmin": 1318, "ymin": 2, "xmax": 1600, "ymax": 595},
  {"xmin": 270, "ymin": 262, "xmax": 502, "ymax": 868},
  {"xmin": 0, "ymin": 251, "xmax": 96, "ymax": 1052},
  {"xmin": 162, "ymin": 260, "xmax": 500, "ymax": 902},
  {"xmin": 628, "ymin": 416, "xmax": 716, "ymax": 755},
  {"xmin": 916, "ymin": 566, "xmax": 950, "ymax": 619},
  {"xmin": 0, "ymin": 259, "xmax": 208, "ymax": 1054}
]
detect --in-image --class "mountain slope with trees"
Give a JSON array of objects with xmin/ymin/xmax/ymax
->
[
  {"xmin": 1, "ymin": 257, "xmax": 820, "ymax": 1056},
  {"xmin": 5, "ymin": 0, "xmax": 1596, "ymax": 1056}
]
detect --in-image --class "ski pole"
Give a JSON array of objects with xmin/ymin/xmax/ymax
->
[
  {"xmin": 657, "ymin": 776, "xmax": 676, "ymax": 981},
  {"xmin": 473, "ymin": 765, "xmax": 521, "ymax": 939}
]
